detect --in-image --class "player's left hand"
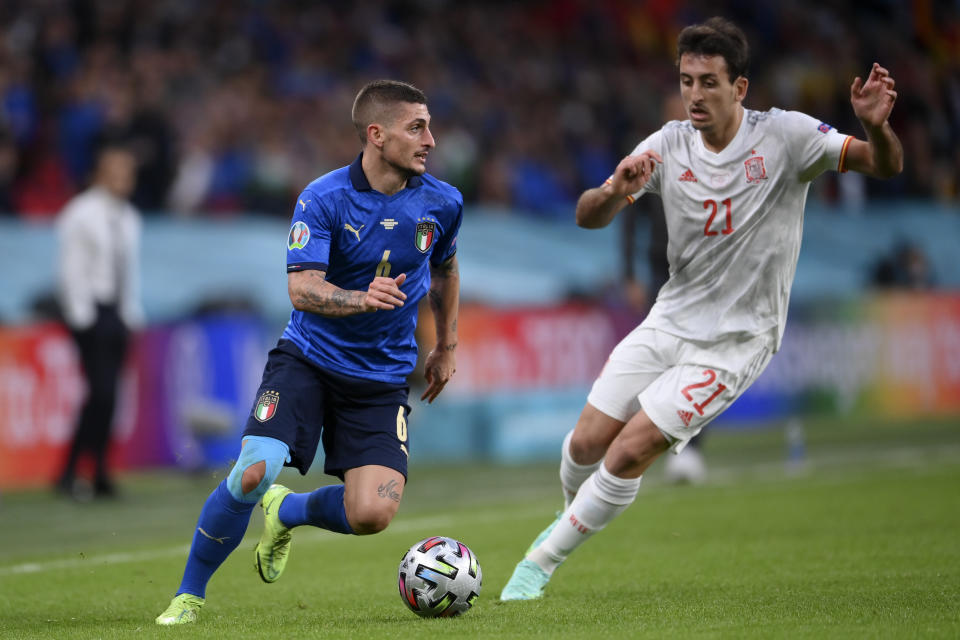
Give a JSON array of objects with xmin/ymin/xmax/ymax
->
[
  {"xmin": 851, "ymin": 62, "xmax": 897, "ymax": 130},
  {"xmin": 421, "ymin": 347, "xmax": 456, "ymax": 403}
]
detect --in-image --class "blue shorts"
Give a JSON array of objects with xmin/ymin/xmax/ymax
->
[{"xmin": 242, "ymin": 340, "xmax": 411, "ymax": 479}]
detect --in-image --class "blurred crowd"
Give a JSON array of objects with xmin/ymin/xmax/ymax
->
[{"xmin": 0, "ymin": 0, "xmax": 958, "ymax": 219}]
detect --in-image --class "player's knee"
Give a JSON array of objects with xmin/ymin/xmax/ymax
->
[
  {"xmin": 241, "ymin": 462, "xmax": 266, "ymax": 495},
  {"xmin": 347, "ymin": 502, "xmax": 396, "ymax": 535},
  {"xmin": 569, "ymin": 429, "xmax": 607, "ymax": 464},
  {"xmin": 225, "ymin": 436, "xmax": 290, "ymax": 504},
  {"xmin": 615, "ymin": 423, "xmax": 670, "ymax": 469}
]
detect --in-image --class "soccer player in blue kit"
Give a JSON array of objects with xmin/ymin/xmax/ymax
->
[{"xmin": 157, "ymin": 80, "xmax": 463, "ymax": 625}]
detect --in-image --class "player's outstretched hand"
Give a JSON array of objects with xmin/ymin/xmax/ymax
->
[
  {"xmin": 851, "ymin": 62, "xmax": 897, "ymax": 130},
  {"xmin": 363, "ymin": 273, "xmax": 407, "ymax": 311},
  {"xmin": 609, "ymin": 150, "xmax": 663, "ymax": 196},
  {"xmin": 421, "ymin": 347, "xmax": 455, "ymax": 403}
]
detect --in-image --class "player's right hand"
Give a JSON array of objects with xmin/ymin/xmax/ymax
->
[
  {"xmin": 609, "ymin": 151, "xmax": 663, "ymax": 195},
  {"xmin": 363, "ymin": 273, "xmax": 407, "ymax": 311}
]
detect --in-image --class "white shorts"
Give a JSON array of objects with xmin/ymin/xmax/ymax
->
[{"xmin": 586, "ymin": 326, "xmax": 773, "ymax": 453}]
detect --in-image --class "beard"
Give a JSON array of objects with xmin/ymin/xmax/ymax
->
[{"xmin": 386, "ymin": 155, "xmax": 426, "ymax": 177}]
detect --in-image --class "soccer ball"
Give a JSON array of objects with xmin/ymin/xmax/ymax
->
[{"xmin": 397, "ymin": 536, "xmax": 482, "ymax": 618}]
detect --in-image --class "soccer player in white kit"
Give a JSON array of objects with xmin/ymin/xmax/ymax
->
[{"xmin": 500, "ymin": 17, "xmax": 903, "ymax": 601}]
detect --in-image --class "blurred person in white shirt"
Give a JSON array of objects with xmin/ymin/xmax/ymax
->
[{"xmin": 55, "ymin": 142, "xmax": 144, "ymax": 499}]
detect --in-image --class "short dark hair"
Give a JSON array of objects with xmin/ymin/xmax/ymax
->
[
  {"xmin": 351, "ymin": 80, "xmax": 427, "ymax": 144},
  {"xmin": 676, "ymin": 17, "xmax": 749, "ymax": 82}
]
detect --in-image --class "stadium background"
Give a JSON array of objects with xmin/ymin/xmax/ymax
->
[{"xmin": 0, "ymin": 0, "xmax": 957, "ymax": 490}]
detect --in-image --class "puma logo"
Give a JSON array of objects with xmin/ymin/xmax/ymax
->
[
  {"xmin": 197, "ymin": 527, "xmax": 230, "ymax": 545},
  {"xmin": 344, "ymin": 223, "xmax": 365, "ymax": 241},
  {"xmin": 299, "ymin": 198, "xmax": 311, "ymax": 211}
]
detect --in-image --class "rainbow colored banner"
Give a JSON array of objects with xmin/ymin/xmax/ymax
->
[
  {"xmin": 0, "ymin": 316, "xmax": 271, "ymax": 489},
  {"xmin": 1, "ymin": 294, "xmax": 957, "ymax": 485},
  {"xmin": 748, "ymin": 292, "xmax": 960, "ymax": 419}
]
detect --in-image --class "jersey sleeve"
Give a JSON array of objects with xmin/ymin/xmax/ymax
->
[
  {"xmin": 430, "ymin": 199, "xmax": 463, "ymax": 267},
  {"xmin": 286, "ymin": 189, "xmax": 333, "ymax": 273},
  {"xmin": 778, "ymin": 111, "xmax": 854, "ymax": 183},
  {"xmin": 611, "ymin": 129, "xmax": 664, "ymax": 203}
]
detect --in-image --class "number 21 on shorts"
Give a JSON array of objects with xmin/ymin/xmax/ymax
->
[{"xmin": 680, "ymin": 369, "xmax": 727, "ymax": 416}]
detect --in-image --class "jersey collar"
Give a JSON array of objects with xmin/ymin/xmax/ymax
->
[
  {"xmin": 349, "ymin": 153, "xmax": 423, "ymax": 192},
  {"xmin": 695, "ymin": 107, "xmax": 748, "ymax": 159}
]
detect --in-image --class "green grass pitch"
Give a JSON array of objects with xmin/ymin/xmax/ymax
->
[{"xmin": 0, "ymin": 417, "xmax": 958, "ymax": 639}]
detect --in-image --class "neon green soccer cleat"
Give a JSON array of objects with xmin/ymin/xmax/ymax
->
[
  {"xmin": 155, "ymin": 593, "xmax": 204, "ymax": 625},
  {"xmin": 525, "ymin": 511, "xmax": 563, "ymax": 555},
  {"xmin": 255, "ymin": 484, "xmax": 293, "ymax": 583},
  {"xmin": 499, "ymin": 559, "xmax": 552, "ymax": 601}
]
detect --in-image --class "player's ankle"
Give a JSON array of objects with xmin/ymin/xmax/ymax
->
[{"xmin": 527, "ymin": 547, "xmax": 563, "ymax": 574}]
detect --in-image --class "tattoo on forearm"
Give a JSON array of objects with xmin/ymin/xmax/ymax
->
[
  {"xmin": 292, "ymin": 270, "xmax": 362, "ymax": 316},
  {"xmin": 330, "ymin": 289, "xmax": 355, "ymax": 310},
  {"xmin": 297, "ymin": 288, "xmax": 356, "ymax": 314},
  {"xmin": 377, "ymin": 479, "xmax": 401, "ymax": 503}
]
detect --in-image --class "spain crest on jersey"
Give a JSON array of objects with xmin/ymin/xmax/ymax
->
[
  {"xmin": 415, "ymin": 221, "xmax": 436, "ymax": 253},
  {"xmin": 744, "ymin": 156, "xmax": 767, "ymax": 183},
  {"xmin": 254, "ymin": 390, "xmax": 280, "ymax": 422}
]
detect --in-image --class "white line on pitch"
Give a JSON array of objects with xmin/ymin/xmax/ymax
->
[{"xmin": 0, "ymin": 510, "xmax": 530, "ymax": 578}]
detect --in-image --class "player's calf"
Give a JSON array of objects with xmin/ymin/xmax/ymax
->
[{"xmin": 603, "ymin": 412, "xmax": 670, "ymax": 477}]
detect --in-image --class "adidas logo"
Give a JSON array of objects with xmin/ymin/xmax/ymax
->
[
  {"xmin": 679, "ymin": 169, "xmax": 698, "ymax": 182},
  {"xmin": 677, "ymin": 409, "xmax": 694, "ymax": 426}
]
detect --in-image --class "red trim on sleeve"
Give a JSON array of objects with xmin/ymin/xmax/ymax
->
[
  {"xmin": 287, "ymin": 262, "xmax": 328, "ymax": 273},
  {"xmin": 838, "ymin": 135, "xmax": 853, "ymax": 173}
]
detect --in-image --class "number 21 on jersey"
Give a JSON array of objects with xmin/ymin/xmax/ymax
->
[{"xmin": 703, "ymin": 198, "xmax": 734, "ymax": 236}]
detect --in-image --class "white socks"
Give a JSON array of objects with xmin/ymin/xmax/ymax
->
[
  {"xmin": 559, "ymin": 430, "xmax": 602, "ymax": 509},
  {"xmin": 529, "ymin": 464, "xmax": 641, "ymax": 574}
]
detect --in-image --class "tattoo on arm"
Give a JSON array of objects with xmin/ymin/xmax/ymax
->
[
  {"xmin": 377, "ymin": 479, "xmax": 401, "ymax": 503},
  {"xmin": 330, "ymin": 288, "xmax": 355, "ymax": 310},
  {"xmin": 427, "ymin": 256, "xmax": 459, "ymax": 351},
  {"xmin": 290, "ymin": 270, "xmax": 363, "ymax": 316},
  {"xmin": 432, "ymin": 255, "xmax": 458, "ymax": 275}
]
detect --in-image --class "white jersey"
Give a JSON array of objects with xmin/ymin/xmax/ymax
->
[{"xmin": 626, "ymin": 108, "xmax": 852, "ymax": 350}]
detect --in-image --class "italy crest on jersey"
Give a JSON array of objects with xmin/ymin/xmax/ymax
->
[
  {"xmin": 254, "ymin": 390, "xmax": 279, "ymax": 422},
  {"xmin": 415, "ymin": 220, "xmax": 436, "ymax": 253}
]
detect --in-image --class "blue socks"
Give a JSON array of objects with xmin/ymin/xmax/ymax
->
[
  {"xmin": 177, "ymin": 480, "xmax": 255, "ymax": 598},
  {"xmin": 278, "ymin": 485, "xmax": 354, "ymax": 535},
  {"xmin": 175, "ymin": 482, "xmax": 353, "ymax": 598}
]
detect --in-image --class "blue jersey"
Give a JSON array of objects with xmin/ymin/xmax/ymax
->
[{"xmin": 282, "ymin": 154, "xmax": 463, "ymax": 384}]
